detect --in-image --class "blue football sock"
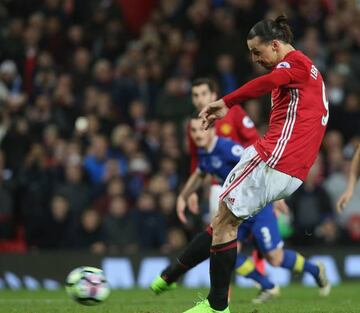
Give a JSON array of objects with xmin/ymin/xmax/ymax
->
[
  {"xmin": 235, "ymin": 254, "xmax": 274, "ymax": 290},
  {"xmin": 280, "ymin": 249, "xmax": 297, "ymax": 269},
  {"xmin": 303, "ymin": 260, "xmax": 320, "ymax": 277},
  {"xmin": 281, "ymin": 249, "xmax": 319, "ymax": 278}
]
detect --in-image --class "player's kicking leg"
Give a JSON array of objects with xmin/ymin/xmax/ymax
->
[
  {"xmin": 183, "ymin": 201, "xmax": 240, "ymax": 313},
  {"xmin": 150, "ymin": 226, "xmax": 213, "ymax": 294},
  {"xmin": 151, "ymin": 228, "xmax": 278, "ymax": 302},
  {"xmin": 150, "ymin": 275, "xmax": 177, "ymax": 294}
]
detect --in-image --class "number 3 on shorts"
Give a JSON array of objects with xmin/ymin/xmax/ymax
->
[{"xmin": 260, "ymin": 227, "xmax": 272, "ymax": 246}]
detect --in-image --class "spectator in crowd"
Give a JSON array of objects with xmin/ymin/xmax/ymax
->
[
  {"xmin": 133, "ymin": 191, "xmax": 168, "ymax": 251},
  {"xmin": 288, "ymin": 155, "xmax": 337, "ymax": 245},
  {"xmin": 0, "ymin": 60, "xmax": 22, "ymax": 104},
  {"xmin": 159, "ymin": 191, "xmax": 180, "ymax": 229},
  {"xmin": 128, "ymin": 99, "xmax": 148, "ymax": 135},
  {"xmin": 215, "ymin": 54, "xmax": 238, "ymax": 95},
  {"xmin": 1, "ymin": 117, "xmax": 31, "ymax": 173},
  {"xmin": 103, "ymin": 195, "xmax": 138, "ymax": 253},
  {"xmin": 72, "ymin": 209, "xmax": 106, "ymax": 254},
  {"xmin": 55, "ymin": 162, "xmax": 90, "ymax": 218},
  {"xmin": 337, "ymin": 144, "xmax": 360, "ymax": 212},
  {"xmin": 83, "ymin": 134, "xmax": 127, "ymax": 185},
  {"xmin": 0, "ymin": 150, "xmax": 14, "ymax": 239},
  {"xmin": 19, "ymin": 143, "xmax": 61, "ymax": 246},
  {"xmin": 324, "ymin": 144, "xmax": 360, "ymax": 240},
  {"xmin": 95, "ymin": 176, "xmax": 126, "ymax": 216},
  {"xmin": 37, "ymin": 194, "xmax": 73, "ymax": 249}
]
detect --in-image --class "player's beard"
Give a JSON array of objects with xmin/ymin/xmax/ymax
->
[{"xmin": 258, "ymin": 61, "xmax": 272, "ymax": 69}]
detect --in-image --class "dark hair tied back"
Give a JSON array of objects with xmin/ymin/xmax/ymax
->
[
  {"xmin": 247, "ymin": 15, "xmax": 294, "ymax": 44},
  {"xmin": 274, "ymin": 15, "xmax": 293, "ymax": 43}
]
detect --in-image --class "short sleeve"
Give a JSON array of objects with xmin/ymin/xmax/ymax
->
[{"xmin": 273, "ymin": 59, "xmax": 309, "ymax": 85}]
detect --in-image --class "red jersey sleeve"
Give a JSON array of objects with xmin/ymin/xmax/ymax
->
[
  {"xmin": 273, "ymin": 58, "xmax": 310, "ymax": 87},
  {"xmin": 223, "ymin": 52, "xmax": 309, "ymax": 108}
]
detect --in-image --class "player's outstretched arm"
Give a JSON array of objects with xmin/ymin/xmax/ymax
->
[
  {"xmin": 199, "ymin": 69, "xmax": 297, "ymax": 129},
  {"xmin": 177, "ymin": 170, "xmax": 206, "ymax": 224},
  {"xmin": 222, "ymin": 70, "xmax": 293, "ymax": 108},
  {"xmin": 337, "ymin": 144, "xmax": 360, "ymax": 212}
]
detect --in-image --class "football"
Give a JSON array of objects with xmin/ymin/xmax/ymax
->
[{"xmin": 65, "ymin": 266, "xmax": 110, "ymax": 305}]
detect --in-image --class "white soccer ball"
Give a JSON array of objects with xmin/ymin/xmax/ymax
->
[{"xmin": 65, "ymin": 266, "xmax": 110, "ymax": 306}]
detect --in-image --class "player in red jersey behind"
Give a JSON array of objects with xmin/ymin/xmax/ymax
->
[
  {"xmin": 189, "ymin": 78, "xmax": 259, "ymax": 174},
  {"xmin": 183, "ymin": 15, "xmax": 329, "ymax": 313}
]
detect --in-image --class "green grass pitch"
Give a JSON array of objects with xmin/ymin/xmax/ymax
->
[{"xmin": 0, "ymin": 283, "xmax": 359, "ymax": 313}]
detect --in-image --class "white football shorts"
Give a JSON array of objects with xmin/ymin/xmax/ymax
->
[
  {"xmin": 220, "ymin": 145, "xmax": 302, "ymax": 219},
  {"xmin": 209, "ymin": 184, "xmax": 223, "ymax": 219}
]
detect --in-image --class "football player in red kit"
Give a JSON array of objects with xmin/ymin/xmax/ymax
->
[
  {"xmin": 188, "ymin": 79, "xmax": 266, "ymax": 273},
  {"xmin": 184, "ymin": 15, "xmax": 330, "ymax": 313}
]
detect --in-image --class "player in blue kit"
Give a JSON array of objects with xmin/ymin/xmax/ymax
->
[{"xmin": 151, "ymin": 116, "xmax": 331, "ymax": 303}]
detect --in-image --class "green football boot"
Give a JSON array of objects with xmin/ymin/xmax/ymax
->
[
  {"xmin": 150, "ymin": 276, "xmax": 177, "ymax": 295},
  {"xmin": 183, "ymin": 299, "xmax": 230, "ymax": 313}
]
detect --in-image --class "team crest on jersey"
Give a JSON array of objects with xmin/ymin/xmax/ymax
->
[
  {"xmin": 211, "ymin": 156, "xmax": 222, "ymax": 169},
  {"xmin": 231, "ymin": 145, "xmax": 243, "ymax": 157},
  {"xmin": 276, "ymin": 61, "xmax": 291, "ymax": 69},
  {"xmin": 242, "ymin": 116, "xmax": 255, "ymax": 128},
  {"xmin": 220, "ymin": 123, "xmax": 232, "ymax": 135}
]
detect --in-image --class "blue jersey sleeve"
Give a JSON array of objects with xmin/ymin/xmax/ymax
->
[{"xmin": 197, "ymin": 150, "xmax": 206, "ymax": 173}]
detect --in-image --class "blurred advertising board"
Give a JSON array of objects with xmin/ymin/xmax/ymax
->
[{"xmin": 0, "ymin": 247, "xmax": 360, "ymax": 290}]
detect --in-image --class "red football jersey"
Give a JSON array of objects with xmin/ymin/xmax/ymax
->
[
  {"xmin": 223, "ymin": 50, "xmax": 328, "ymax": 181},
  {"xmin": 188, "ymin": 105, "xmax": 259, "ymax": 173}
]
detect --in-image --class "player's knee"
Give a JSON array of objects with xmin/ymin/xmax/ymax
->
[
  {"xmin": 265, "ymin": 249, "xmax": 283, "ymax": 267},
  {"xmin": 267, "ymin": 256, "xmax": 282, "ymax": 267},
  {"xmin": 212, "ymin": 216, "xmax": 237, "ymax": 240},
  {"xmin": 211, "ymin": 202, "xmax": 239, "ymax": 242}
]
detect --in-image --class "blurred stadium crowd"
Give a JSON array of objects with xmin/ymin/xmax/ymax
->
[{"xmin": 0, "ymin": 0, "xmax": 359, "ymax": 253}]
